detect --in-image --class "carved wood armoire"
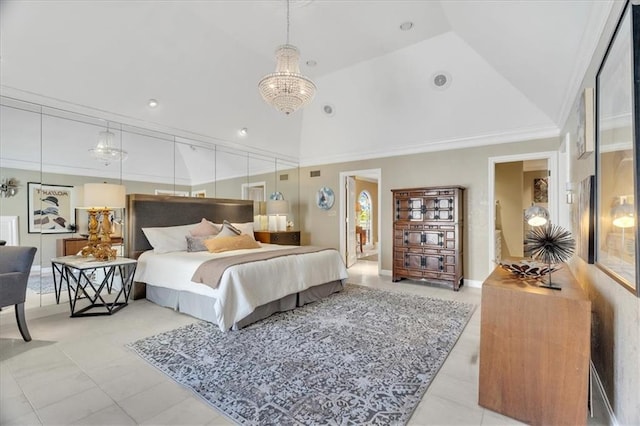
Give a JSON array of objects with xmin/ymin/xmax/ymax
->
[{"xmin": 392, "ymin": 186, "xmax": 464, "ymax": 291}]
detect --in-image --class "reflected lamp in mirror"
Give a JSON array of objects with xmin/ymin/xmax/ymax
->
[
  {"xmin": 81, "ymin": 183, "xmax": 126, "ymax": 260},
  {"xmin": 89, "ymin": 127, "xmax": 128, "ymax": 166},
  {"xmin": 524, "ymin": 204, "xmax": 549, "ymax": 227},
  {"xmin": 254, "ymin": 201, "xmax": 268, "ymax": 231},
  {"xmin": 612, "ymin": 196, "xmax": 635, "ymax": 228},
  {"xmin": 267, "ymin": 199, "xmax": 289, "ymax": 232},
  {"xmin": 0, "ymin": 178, "xmax": 19, "ymax": 197}
]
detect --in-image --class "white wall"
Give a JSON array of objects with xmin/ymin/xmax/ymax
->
[
  {"xmin": 562, "ymin": 2, "xmax": 639, "ymax": 424},
  {"xmin": 299, "ymin": 136, "xmax": 559, "ymax": 283}
]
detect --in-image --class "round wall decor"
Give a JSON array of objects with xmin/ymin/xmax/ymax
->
[{"xmin": 316, "ymin": 186, "xmax": 335, "ymax": 210}]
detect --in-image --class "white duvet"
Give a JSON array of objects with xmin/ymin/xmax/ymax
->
[{"xmin": 134, "ymin": 244, "xmax": 348, "ymax": 331}]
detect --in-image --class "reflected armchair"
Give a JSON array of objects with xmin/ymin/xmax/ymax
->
[{"xmin": 0, "ymin": 246, "xmax": 37, "ymax": 341}]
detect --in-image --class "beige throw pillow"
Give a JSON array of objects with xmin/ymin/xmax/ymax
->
[{"xmin": 204, "ymin": 234, "xmax": 261, "ymax": 253}]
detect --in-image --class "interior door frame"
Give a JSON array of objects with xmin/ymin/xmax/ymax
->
[
  {"xmin": 488, "ymin": 151, "xmax": 559, "ymax": 273},
  {"xmin": 346, "ymin": 176, "xmax": 357, "ymax": 267},
  {"xmin": 339, "ymin": 168, "xmax": 382, "ymax": 271}
]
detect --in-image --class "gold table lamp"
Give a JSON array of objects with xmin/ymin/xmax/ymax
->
[{"xmin": 81, "ymin": 183, "xmax": 125, "ymax": 261}]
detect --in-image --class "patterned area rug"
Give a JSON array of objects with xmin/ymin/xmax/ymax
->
[
  {"xmin": 27, "ymin": 274, "xmax": 57, "ymax": 294},
  {"xmin": 128, "ymin": 285, "xmax": 475, "ymax": 425}
]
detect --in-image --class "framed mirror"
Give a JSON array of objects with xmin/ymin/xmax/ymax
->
[{"xmin": 595, "ymin": 0, "xmax": 639, "ymax": 296}]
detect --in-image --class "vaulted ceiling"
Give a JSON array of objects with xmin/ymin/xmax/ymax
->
[{"xmin": 0, "ymin": 0, "xmax": 614, "ymax": 166}]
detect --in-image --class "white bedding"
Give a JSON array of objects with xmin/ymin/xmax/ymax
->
[{"xmin": 134, "ymin": 244, "xmax": 348, "ymax": 331}]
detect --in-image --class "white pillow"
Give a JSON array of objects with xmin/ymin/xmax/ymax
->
[
  {"xmin": 213, "ymin": 222, "xmax": 256, "ymax": 240},
  {"xmin": 142, "ymin": 223, "xmax": 198, "ymax": 253},
  {"xmin": 232, "ymin": 222, "xmax": 256, "ymax": 240}
]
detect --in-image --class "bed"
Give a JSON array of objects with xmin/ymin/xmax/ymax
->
[{"xmin": 126, "ymin": 194, "xmax": 348, "ymax": 331}]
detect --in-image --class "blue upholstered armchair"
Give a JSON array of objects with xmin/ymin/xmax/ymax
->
[{"xmin": 0, "ymin": 246, "xmax": 37, "ymax": 341}]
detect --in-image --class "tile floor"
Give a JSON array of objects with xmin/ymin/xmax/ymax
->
[{"xmin": 1, "ymin": 260, "xmax": 607, "ymax": 425}]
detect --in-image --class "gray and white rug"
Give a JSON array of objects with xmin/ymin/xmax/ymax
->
[
  {"xmin": 27, "ymin": 274, "xmax": 57, "ymax": 294},
  {"xmin": 128, "ymin": 285, "xmax": 475, "ymax": 425}
]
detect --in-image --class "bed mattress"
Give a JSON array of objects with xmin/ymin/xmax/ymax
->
[{"xmin": 134, "ymin": 244, "xmax": 348, "ymax": 330}]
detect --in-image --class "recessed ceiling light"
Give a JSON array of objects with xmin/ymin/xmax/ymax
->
[
  {"xmin": 148, "ymin": 99, "xmax": 159, "ymax": 108},
  {"xmin": 306, "ymin": 60, "xmax": 317, "ymax": 67},
  {"xmin": 322, "ymin": 104, "xmax": 335, "ymax": 117},
  {"xmin": 432, "ymin": 72, "xmax": 452, "ymax": 90},
  {"xmin": 400, "ymin": 22, "xmax": 413, "ymax": 31},
  {"xmin": 239, "ymin": 127, "xmax": 248, "ymax": 136}
]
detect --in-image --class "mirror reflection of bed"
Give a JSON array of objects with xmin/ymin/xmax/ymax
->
[{"xmin": 126, "ymin": 194, "xmax": 348, "ymax": 331}]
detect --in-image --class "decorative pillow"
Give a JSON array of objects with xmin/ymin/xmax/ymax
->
[
  {"xmin": 217, "ymin": 220, "xmax": 243, "ymax": 237},
  {"xmin": 185, "ymin": 235, "xmax": 215, "ymax": 252},
  {"xmin": 204, "ymin": 234, "xmax": 261, "ymax": 253},
  {"xmin": 142, "ymin": 223, "xmax": 198, "ymax": 253},
  {"xmin": 190, "ymin": 218, "xmax": 220, "ymax": 237},
  {"xmin": 231, "ymin": 222, "xmax": 256, "ymax": 240}
]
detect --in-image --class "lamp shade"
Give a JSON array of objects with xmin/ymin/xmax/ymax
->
[
  {"xmin": 524, "ymin": 205, "xmax": 549, "ymax": 227},
  {"xmin": 267, "ymin": 200, "xmax": 289, "ymax": 215},
  {"xmin": 612, "ymin": 200, "xmax": 635, "ymax": 228},
  {"xmin": 83, "ymin": 183, "xmax": 126, "ymax": 209}
]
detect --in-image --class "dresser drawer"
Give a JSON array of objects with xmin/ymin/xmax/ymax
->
[{"xmin": 254, "ymin": 231, "xmax": 300, "ymax": 246}]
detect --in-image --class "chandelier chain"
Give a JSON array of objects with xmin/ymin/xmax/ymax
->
[
  {"xmin": 286, "ymin": 0, "xmax": 290, "ymax": 45},
  {"xmin": 257, "ymin": 0, "xmax": 316, "ymax": 115}
]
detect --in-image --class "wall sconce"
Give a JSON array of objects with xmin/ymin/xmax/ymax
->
[
  {"xmin": 0, "ymin": 178, "xmax": 19, "ymax": 197},
  {"xmin": 565, "ymin": 182, "xmax": 576, "ymax": 204},
  {"xmin": 524, "ymin": 204, "xmax": 549, "ymax": 227}
]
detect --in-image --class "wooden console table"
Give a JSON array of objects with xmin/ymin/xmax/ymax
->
[{"xmin": 478, "ymin": 264, "xmax": 591, "ymax": 426}]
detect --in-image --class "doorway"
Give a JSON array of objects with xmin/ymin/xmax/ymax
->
[
  {"xmin": 339, "ymin": 169, "xmax": 381, "ymax": 270},
  {"xmin": 488, "ymin": 152, "xmax": 559, "ymax": 272}
]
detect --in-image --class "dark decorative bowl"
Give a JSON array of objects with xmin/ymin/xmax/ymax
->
[{"xmin": 499, "ymin": 261, "xmax": 557, "ymax": 279}]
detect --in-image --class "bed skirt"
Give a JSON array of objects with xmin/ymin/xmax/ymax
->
[{"xmin": 144, "ymin": 280, "xmax": 344, "ymax": 330}]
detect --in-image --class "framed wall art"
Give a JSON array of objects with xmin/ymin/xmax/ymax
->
[
  {"xmin": 27, "ymin": 182, "xmax": 75, "ymax": 234},
  {"xmin": 533, "ymin": 177, "xmax": 549, "ymax": 203},
  {"xmin": 576, "ymin": 175, "xmax": 595, "ymax": 264},
  {"xmin": 576, "ymin": 87, "xmax": 595, "ymax": 159},
  {"xmin": 595, "ymin": 0, "xmax": 639, "ymax": 296}
]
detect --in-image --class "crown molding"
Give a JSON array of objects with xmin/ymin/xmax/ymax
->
[{"xmin": 299, "ymin": 125, "xmax": 560, "ymax": 167}]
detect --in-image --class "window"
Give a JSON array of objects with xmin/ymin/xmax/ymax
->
[{"xmin": 358, "ymin": 191, "xmax": 372, "ymax": 242}]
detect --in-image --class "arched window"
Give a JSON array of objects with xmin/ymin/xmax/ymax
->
[{"xmin": 358, "ymin": 191, "xmax": 372, "ymax": 242}]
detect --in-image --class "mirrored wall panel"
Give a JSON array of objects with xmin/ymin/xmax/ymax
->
[{"xmin": 0, "ymin": 96, "xmax": 299, "ymax": 307}]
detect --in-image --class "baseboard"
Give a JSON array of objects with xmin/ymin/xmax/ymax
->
[
  {"xmin": 590, "ymin": 361, "xmax": 618, "ymax": 426},
  {"xmin": 379, "ymin": 271, "xmax": 482, "ymax": 289},
  {"xmin": 464, "ymin": 279, "xmax": 483, "ymax": 288}
]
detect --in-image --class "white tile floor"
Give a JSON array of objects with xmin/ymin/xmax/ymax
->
[{"xmin": 1, "ymin": 260, "xmax": 607, "ymax": 425}]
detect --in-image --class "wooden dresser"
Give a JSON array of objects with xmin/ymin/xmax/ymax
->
[
  {"xmin": 391, "ymin": 186, "xmax": 464, "ymax": 290},
  {"xmin": 254, "ymin": 231, "xmax": 300, "ymax": 246},
  {"xmin": 478, "ymin": 265, "xmax": 591, "ymax": 425}
]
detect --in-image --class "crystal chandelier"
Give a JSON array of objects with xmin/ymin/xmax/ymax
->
[
  {"xmin": 88, "ymin": 126, "xmax": 128, "ymax": 166},
  {"xmin": 258, "ymin": 0, "xmax": 316, "ymax": 115}
]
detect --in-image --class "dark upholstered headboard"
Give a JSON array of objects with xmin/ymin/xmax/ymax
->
[{"xmin": 126, "ymin": 194, "xmax": 254, "ymax": 259}]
